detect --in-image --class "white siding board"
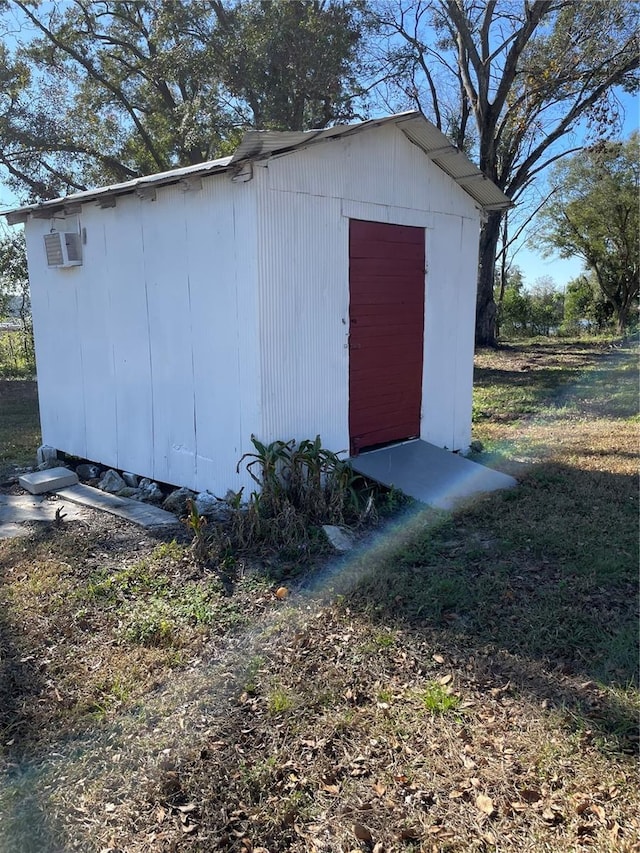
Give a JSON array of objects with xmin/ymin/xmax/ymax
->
[
  {"xmin": 341, "ymin": 199, "xmax": 434, "ymax": 229},
  {"xmin": 184, "ymin": 184, "xmax": 232, "ymax": 493},
  {"xmin": 25, "ymin": 228, "xmax": 87, "ymax": 456},
  {"xmin": 452, "ymin": 216, "xmax": 480, "ymax": 451},
  {"xmin": 229, "ymin": 181, "xmax": 262, "ymax": 492},
  {"xmin": 140, "ymin": 188, "xmax": 196, "ymax": 486},
  {"xmin": 421, "ymin": 213, "xmax": 478, "ymax": 450},
  {"xmin": 268, "ymin": 125, "xmax": 478, "ymax": 220},
  {"xmin": 100, "ymin": 201, "xmax": 154, "ymax": 476},
  {"xmin": 184, "ymin": 176, "xmax": 260, "ymax": 495},
  {"xmin": 76, "ymin": 217, "xmax": 117, "ymax": 465},
  {"xmin": 257, "ymin": 182, "xmax": 349, "ymax": 452}
]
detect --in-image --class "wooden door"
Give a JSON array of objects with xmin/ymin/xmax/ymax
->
[{"xmin": 349, "ymin": 219, "xmax": 425, "ymax": 455}]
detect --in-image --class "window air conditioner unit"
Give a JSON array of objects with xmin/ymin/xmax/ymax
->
[{"xmin": 44, "ymin": 232, "xmax": 83, "ymax": 267}]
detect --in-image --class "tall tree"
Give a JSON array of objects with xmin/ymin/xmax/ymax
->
[
  {"xmin": 537, "ymin": 133, "xmax": 639, "ymax": 334},
  {"xmin": 211, "ymin": 0, "xmax": 366, "ymax": 131},
  {"xmin": 563, "ymin": 272, "xmax": 613, "ymax": 333},
  {"xmin": 371, "ymin": 0, "xmax": 639, "ymax": 345},
  {"xmin": 0, "ymin": 0, "xmax": 367, "ymax": 201}
]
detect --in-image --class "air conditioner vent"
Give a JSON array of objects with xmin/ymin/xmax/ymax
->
[{"xmin": 44, "ymin": 232, "xmax": 83, "ymax": 267}]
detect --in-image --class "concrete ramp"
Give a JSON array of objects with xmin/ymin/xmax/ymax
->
[{"xmin": 351, "ymin": 440, "xmax": 516, "ymax": 509}]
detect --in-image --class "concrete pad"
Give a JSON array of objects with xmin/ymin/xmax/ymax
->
[
  {"xmin": 55, "ymin": 483, "xmax": 179, "ymax": 528},
  {"xmin": 0, "ymin": 493, "xmax": 89, "ymax": 538},
  {"xmin": 351, "ymin": 440, "xmax": 517, "ymax": 510},
  {"xmin": 0, "ymin": 523, "xmax": 31, "ymax": 539},
  {"xmin": 19, "ymin": 467, "xmax": 79, "ymax": 495}
]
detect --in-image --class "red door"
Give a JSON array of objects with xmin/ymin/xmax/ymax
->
[{"xmin": 349, "ymin": 219, "xmax": 425, "ymax": 455}]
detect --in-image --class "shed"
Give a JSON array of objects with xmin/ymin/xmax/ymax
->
[{"xmin": 3, "ymin": 111, "xmax": 511, "ymax": 498}]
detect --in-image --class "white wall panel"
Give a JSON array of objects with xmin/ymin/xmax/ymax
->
[
  {"xmin": 185, "ymin": 177, "xmax": 260, "ymax": 495},
  {"xmin": 25, "ymin": 223, "xmax": 87, "ymax": 457},
  {"xmin": 421, "ymin": 214, "xmax": 479, "ymax": 450},
  {"xmin": 256, "ymin": 173, "xmax": 350, "ymax": 453},
  {"xmin": 101, "ymin": 200, "xmax": 154, "ymax": 476},
  {"xmin": 24, "ymin": 176, "xmax": 260, "ymax": 494},
  {"xmin": 452, "ymin": 216, "xmax": 481, "ymax": 450},
  {"xmin": 76, "ymin": 215, "xmax": 118, "ymax": 465},
  {"xmin": 140, "ymin": 187, "xmax": 196, "ymax": 485},
  {"xmin": 268, "ymin": 125, "xmax": 478, "ymax": 220},
  {"xmin": 341, "ymin": 199, "xmax": 434, "ymax": 229}
]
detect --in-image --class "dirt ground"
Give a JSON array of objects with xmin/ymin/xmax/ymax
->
[{"xmin": 0, "ymin": 341, "xmax": 638, "ymax": 853}]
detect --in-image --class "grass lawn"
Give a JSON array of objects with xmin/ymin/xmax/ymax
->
[
  {"xmin": 0, "ymin": 380, "xmax": 40, "ymax": 480},
  {"xmin": 0, "ymin": 339, "xmax": 638, "ymax": 852}
]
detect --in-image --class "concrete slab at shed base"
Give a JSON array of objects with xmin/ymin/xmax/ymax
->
[
  {"xmin": 351, "ymin": 439, "xmax": 517, "ymax": 510},
  {"xmin": 55, "ymin": 483, "xmax": 179, "ymax": 528},
  {"xmin": 19, "ymin": 467, "xmax": 79, "ymax": 494},
  {"xmin": 0, "ymin": 493, "xmax": 89, "ymax": 538}
]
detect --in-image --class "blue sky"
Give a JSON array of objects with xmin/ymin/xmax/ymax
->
[
  {"xmin": 511, "ymin": 90, "xmax": 639, "ymax": 291},
  {"xmin": 1, "ymin": 7, "xmax": 638, "ymax": 291}
]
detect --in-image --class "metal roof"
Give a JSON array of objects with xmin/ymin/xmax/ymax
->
[{"xmin": 2, "ymin": 111, "xmax": 511, "ymax": 224}]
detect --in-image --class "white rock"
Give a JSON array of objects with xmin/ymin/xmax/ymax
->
[
  {"xmin": 162, "ymin": 487, "xmax": 195, "ymax": 515},
  {"xmin": 98, "ymin": 469, "xmax": 127, "ymax": 494},
  {"xmin": 36, "ymin": 445, "xmax": 58, "ymax": 466},
  {"xmin": 322, "ymin": 524, "xmax": 354, "ymax": 552},
  {"xmin": 195, "ymin": 491, "xmax": 230, "ymax": 521}
]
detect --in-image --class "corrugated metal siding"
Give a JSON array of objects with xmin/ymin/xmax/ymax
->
[
  {"xmin": 186, "ymin": 174, "xmax": 262, "ymax": 494},
  {"xmin": 258, "ymin": 123, "xmax": 481, "ymax": 455},
  {"xmin": 452, "ymin": 216, "xmax": 481, "ymax": 450},
  {"xmin": 420, "ymin": 212, "xmax": 479, "ymax": 450},
  {"xmin": 255, "ymin": 166, "xmax": 350, "ymax": 452},
  {"xmin": 267, "ymin": 124, "xmax": 479, "ymax": 219},
  {"xmin": 26, "ymin": 223, "xmax": 88, "ymax": 459},
  {"xmin": 26, "ymin": 173, "xmax": 261, "ymax": 495}
]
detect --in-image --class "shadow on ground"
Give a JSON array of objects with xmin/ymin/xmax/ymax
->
[
  {"xmin": 0, "ymin": 519, "xmax": 185, "ymax": 853},
  {"xmin": 320, "ymin": 460, "xmax": 639, "ymax": 754}
]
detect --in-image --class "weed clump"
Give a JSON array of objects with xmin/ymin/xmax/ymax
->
[
  {"xmin": 239, "ymin": 434, "xmax": 368, "ymax": 525},
  {"xmin": 188, "ymin": 435, "xmax": 378, "ymax": 564},
  {"xmin": 422, "ymin": 682, "xmax": 461, "ymax": 715}
]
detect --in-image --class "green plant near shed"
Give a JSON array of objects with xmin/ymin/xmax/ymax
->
[{"xmin": 238, "ymin": 433, "xmax": 369, "ymax": 524}]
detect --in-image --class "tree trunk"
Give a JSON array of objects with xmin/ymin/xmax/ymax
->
[
  {"xmin": 475, "ymin": 211, "xmax": 503, "ymax": 347},
  {"xmin": 615, "ymin": 305, "xmax": 628, "ymax": 336}
]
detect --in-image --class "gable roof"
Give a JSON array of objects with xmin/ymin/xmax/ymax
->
[{"xmin": 2, "ymin": 111, "xmax": 511, "ymax": 224}]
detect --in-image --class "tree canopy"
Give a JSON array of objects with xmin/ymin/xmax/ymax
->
[
  {"xmin": 0, "ymin": 0, "xmax": 367, "ymax": 200},
  {"xmin": 563, "ymin": 272, "xmax": 613, "ymax": 333},
  {"xmin": 0, "ymin": 1, "xmax": 638, "ymax": 345},
  {"xmin": 372, "ymin": 0, "xmax": 639, "ymax": 344},
  {"xmin": 537, "ymin": 133, "xmax": 639, "ymax": 333}
]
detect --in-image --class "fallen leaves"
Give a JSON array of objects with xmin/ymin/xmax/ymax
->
[
  {"xmin": 475, "ymin": 793, "xmax": 496, "ymax": 816},
  {"xmin": 353, "ymin": 822, "xmax": 373, "ymax": 843},
  {"xmin": 2, "ymin": 527, "xmax": 637, "ymax": 853},
  {"xmin": 372, "ymin": 781, "xmax": 386, "ymax": 797}
]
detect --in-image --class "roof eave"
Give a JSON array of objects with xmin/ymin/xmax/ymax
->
[{"xmin": 1, "ymin": 111, "xmax": 512, "ymax": 220}]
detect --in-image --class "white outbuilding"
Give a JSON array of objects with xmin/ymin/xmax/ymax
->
[{"xmin": 3, "ymin": 111, "xmax": 511, "ymax": 499}]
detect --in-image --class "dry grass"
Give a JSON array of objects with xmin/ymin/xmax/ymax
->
[{"xmin": 0, "ymin": 339, "xmax": 638, "ymax": 852}]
